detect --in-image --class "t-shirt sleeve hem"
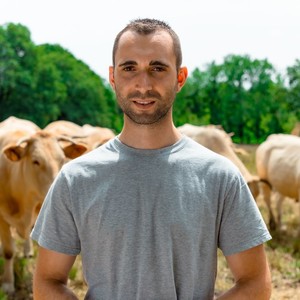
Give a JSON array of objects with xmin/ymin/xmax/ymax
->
[
  {"xmin": 221, "ymin": 232, "xmax": 272, "ymax": 257},
  {"xmin": 31, "ymin": 232, "xmax": 80, "ymax": 256}
]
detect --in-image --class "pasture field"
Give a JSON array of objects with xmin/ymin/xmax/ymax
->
[{"xmin": 0, "ymin": 144, "xmax": 299, "ymax": 299}]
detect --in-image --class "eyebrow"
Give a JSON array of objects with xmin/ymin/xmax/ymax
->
[
  {"xmin": 118, "ymin": 60, "xmax": 137, "ymax": 67},
  {"xmin": 118, "ymin": 60, "xmax": 169, "ymax": 68},
  {"xmin": 149, "ymin": 60, "xmax": 169, "ymax": 68}
]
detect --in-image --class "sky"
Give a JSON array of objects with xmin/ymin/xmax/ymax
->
[{"xmin": 0, "ymin": 0, "xmax": 299, "ymax": 81}]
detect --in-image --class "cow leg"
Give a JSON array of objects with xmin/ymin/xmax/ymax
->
[
  {"xmin": 275, "ymin": 192, "xmax": 285, "ymax": 231},
  {"xmin": 260, "ymin": 181, "xmax": 277, "ymax": 230},
  {"xmin": 23, "ymin": 237, "xmax": 34, "ymax": 258},
  {"xmin": 247, "ymin": 179, "xmax": 260, "ymax": 201},
  {"xmin": 0, "ymin": 217, "xmax": 15, "ymax": 294}
]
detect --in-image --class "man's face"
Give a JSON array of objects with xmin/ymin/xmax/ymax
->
[{"xmin": 109, "ymin": 30, "xmax": 184, "ymax": 126}]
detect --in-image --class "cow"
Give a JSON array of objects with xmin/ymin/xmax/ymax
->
[
  {"xmin": 255, "ymin": 133, "xmax": 300, "ymax": 232},
  {"xmin": 82, "ymin": 124, "xmax": 115, "ymax": 149},
  {"xmin": 177, "ymin": 123, "xmax": 260, "ymax": 199},
  {"xmin": 0, "ymin": 117, "xmax": 87, "ymax": 293},
  {"xmin": 43, "ymin": 119, "xmax": 83, "ymax": 136},
  {"xmin": 0, "ymin": 116, "xmax": 41, "ymax": 132},
  {"xmin": 44, "ymin": 120, "xmax": 115, "ymax": 152},
  {"xmin": 0, "ymin": 117, "xmax": 42, "ymax": 256}
]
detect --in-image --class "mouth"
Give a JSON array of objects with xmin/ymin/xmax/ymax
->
[{"xmin": 133, "ymin": 100, "xmax": 156, "ymax": 109}]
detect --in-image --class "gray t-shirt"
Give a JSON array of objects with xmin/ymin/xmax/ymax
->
[{"xmin": 31, "ymin": 136, "xmax": 271, "ymax": 299}]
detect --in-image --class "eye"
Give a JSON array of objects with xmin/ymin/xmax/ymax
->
[
  {"xmin": 123, "ymin": 66, "xmax": 135, "ymax": 72},
  {"xmin": 152, "ymin": 66, "xmax": 165, "ymax": 72},
  {"xmin": 32, "ymin": 160, "xmax": 40, "ymax": 166}
]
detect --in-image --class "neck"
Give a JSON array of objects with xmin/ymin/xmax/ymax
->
[{"xmin": 118, "ymin": 115, "xmax": 181, "ymax": 150}]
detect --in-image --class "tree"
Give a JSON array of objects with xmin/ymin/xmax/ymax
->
[
  {"xmin": 0, "ymin": 23, "xmax": 38, "ymax": 122},
  {"xmin": 35, "ymin": 44, "xmax": 111, "ymax": 127},
  {"xmin": 287, "ymin": 59, "xmax": 300, "ymax": 120},
  {"xmin": 0, "ymin": 23, "xmax": 120, "ymax": 130},
  {"xmin": 174, "ymin": 68, "xmax": 210, "ymax": 126}
]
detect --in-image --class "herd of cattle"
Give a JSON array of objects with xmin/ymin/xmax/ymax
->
[{"xmin": 0, "ymin": 116, "xmax": 299, "ymax": 293}]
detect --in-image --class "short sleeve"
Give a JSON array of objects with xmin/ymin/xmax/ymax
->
[
  {"xmin": 218, "ymin": 173, "xmax": 271, "ymax": 256},
  {"xmin": 30, "ymin": 169, "xmax": 81, "ymax": 255}
]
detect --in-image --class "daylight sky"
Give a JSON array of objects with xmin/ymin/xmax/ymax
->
[{"xmin": 1, "ymin": 0, "xmax": 299, "ymax": 80}]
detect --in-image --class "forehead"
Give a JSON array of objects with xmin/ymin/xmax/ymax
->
[{"xmin": 115, "ymin": 30, "xmax": 175, "ymax": 64}]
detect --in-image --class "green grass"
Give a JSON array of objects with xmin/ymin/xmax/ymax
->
[{"xmin": 0, "ymin": 291, "xmax": 7, "ymax": 300}]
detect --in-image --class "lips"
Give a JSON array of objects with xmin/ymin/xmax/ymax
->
[
  {"xmin": 133, "ymin": 100, "xmax": 155, "ymax": 109},
  {"xmin": 135, "ymin": 101, "xmax": 154, "ymax": 105}
]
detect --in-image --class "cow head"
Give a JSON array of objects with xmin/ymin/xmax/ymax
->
[
  {"xmin": 2, "ymin": 131, "xmax": 87, "ymax": 202},
  {"xmin": 3, "ymin": 132, "xmax": 87, "ymax": 162}
]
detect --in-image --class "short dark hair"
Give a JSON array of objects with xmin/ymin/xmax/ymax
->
[{"xmin": 112, "ymin": 18, "xmax": 182, "ymax": 71}]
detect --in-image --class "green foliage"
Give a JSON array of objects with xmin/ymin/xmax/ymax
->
[
  {"xmin": 0, "ymin": 23, "xmax": 299, "ymax": 141},
  {"xmin": 0, "ymin": 23, "xmax": 37, "ymax": 123},
  {"xmin": 0, "ymin": 23, "xmax": 121, "ymax": 130},
  {"xmin": 287, "ymin": 59, "xmax": 300, "ymax": 119},
  {"xmin": 35, "ymin": 44, "xmax": 110, "ymax": 127},
  {"xmin": 175, "ymin": 55, "xmax": 299, "ymax": 143},
  {"xmin": 174, "ymin": 68, "xmax": 211, "ymax": 125}
]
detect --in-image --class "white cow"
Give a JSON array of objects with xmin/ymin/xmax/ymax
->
[
  {"xmin": 178, "ymin": 124, "xmax": 260, "ymax": 199},
  {"xmin": 256, "ymin": 134, "xmax": 300, "ymax": 232}
]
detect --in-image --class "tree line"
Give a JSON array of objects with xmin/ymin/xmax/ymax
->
[{"xmin": 1, "ymin": 23, "xmax": 299, "ymax": 143}]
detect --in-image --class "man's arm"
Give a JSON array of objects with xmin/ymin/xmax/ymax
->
[
  {"xmin": 216, "ymin": 244, "xmax": 272, "ymax": 300},
  {"xmin": 33, "ymin": 246, "xmax": 78, "ymax": 300}
]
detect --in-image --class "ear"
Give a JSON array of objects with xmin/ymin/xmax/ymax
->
[
  {"xmin": 109, "ymin": 66, "xmax": 116, "ymax": 91},
  {"xmin": 177, "ymin": 66, "xmax": 188, "ymax": 92},
  {"xmin": 3, "ymin": 144, "xmax": 27, "ymax": 161},
  {"xmin": 62, "ymin": 143, "xmax": 87, "ymax": 159}
]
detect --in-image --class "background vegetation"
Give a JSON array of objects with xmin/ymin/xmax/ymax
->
[{"xmin": 1, "ymin": 23, "xmax": 299, "ymax": 143}]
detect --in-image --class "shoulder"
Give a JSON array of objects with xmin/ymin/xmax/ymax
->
[{"xmin": 182, "ymin": 136, "xmax": 239, "ymax": 172}]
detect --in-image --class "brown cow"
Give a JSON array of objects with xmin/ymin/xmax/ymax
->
[
  {"xmin": 256, "ymin": 133, "xmax": 300, "ymax": 232},
  {"xmin": 0, "ymin": 116, "xmax": 41, "ymax": 132},
  {"xmin": 0, "ymin": 117, "xmax": 87, "ymax": 293},
  {"xmin": 82, "ymin": 124, "xmax": 115, "ymax": 149},
  {"xmin": 177, "ymin": 123, "xmax": 260, "ymax": 199},
  {"xmin": 43, "ymin": 119, "xmax": 83, "ymax": 136},
  {"xmin": 44, "ymin": 120, "xmax": 115, "ymax": 152}
]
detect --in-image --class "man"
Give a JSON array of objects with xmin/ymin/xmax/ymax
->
[{"xmin": 31, "ymin": 18, "xmax": 272, "ymax": 299}]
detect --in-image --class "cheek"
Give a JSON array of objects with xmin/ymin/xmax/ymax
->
[{"xmin": 115, "ymin": 83, "xmax": 129, "ymax": 97}]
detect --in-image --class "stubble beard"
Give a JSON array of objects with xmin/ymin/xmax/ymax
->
[{"xmin": 116, "ymin": 87, "xmax": 178, "ymax": 126}]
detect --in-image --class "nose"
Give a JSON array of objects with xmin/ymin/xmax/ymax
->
[{"xmin": 135, "ymin": 71, "xmax": 152, "ymax": 92}]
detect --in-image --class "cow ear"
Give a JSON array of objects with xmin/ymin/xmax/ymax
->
[
  {"xmin": 3, "ymin": 145, "xmax": 27, "ymax": 161},
  {"xmin": 62, "ymin": 143, "xmax": 87, "ymax": 159}
]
